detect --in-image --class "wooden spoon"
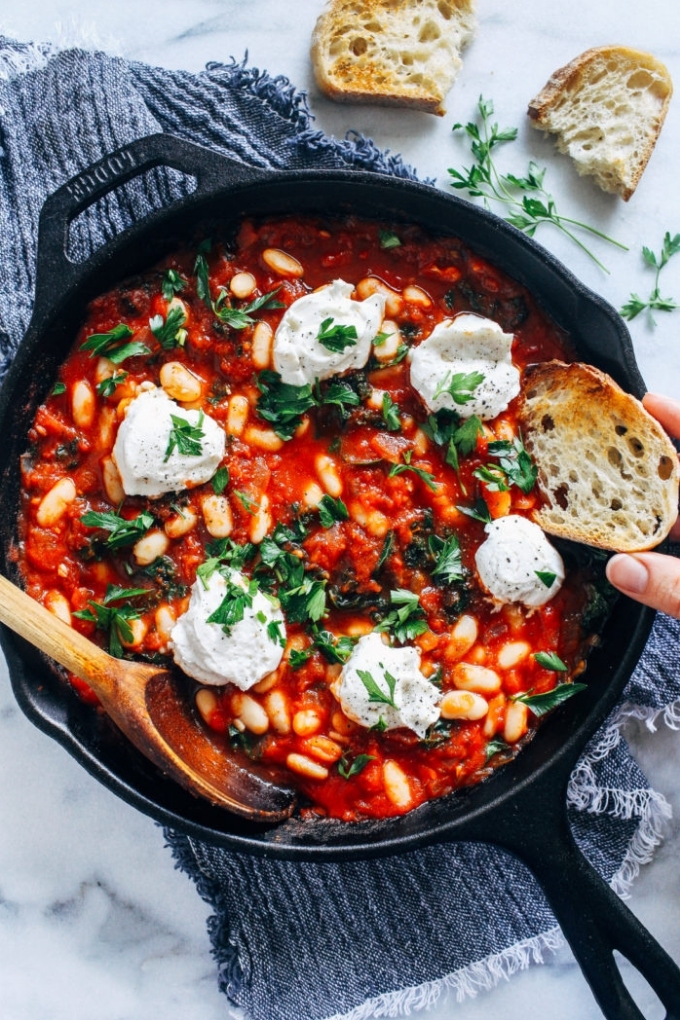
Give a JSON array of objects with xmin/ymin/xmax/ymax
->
[{"xmin": 0, "ymin": 573, "xmax": 297, "ymax": 822}]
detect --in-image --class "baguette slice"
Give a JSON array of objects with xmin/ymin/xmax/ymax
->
[
  {"xmin": 311, "ymin": 0, "xmax": 476, "ymax": 116},
  {"xmin": 518, "ymin": 361, "xmax": 679, "ymax": 552},
  {"xmin": 527, "ymin": 46, "xmax": 673, "ymax": 200}
]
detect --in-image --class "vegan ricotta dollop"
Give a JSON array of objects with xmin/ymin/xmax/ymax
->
[
  {"xmin": 474, "ymin": 515, "xmax": 565, "ymax": 607},
  {"xmin": 112, "ymin": 387, "xmax": 225, "ymax": 498},
  {"xmin": 332, "ymin": 633, "xmax": 441, "ymax": 738},
  {"xmin": 170, "ymin": 569, "xmax": 286, "ymax": 690},
  {"xmin": 409, "ymin": 313, "xmax": 520, "ymax": 419},
  {"xmin": 273, "ymin": 279, "xmax": 386, "ymax": 386}
]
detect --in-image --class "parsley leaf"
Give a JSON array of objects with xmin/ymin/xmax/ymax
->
[
  {"xmin": 429, "ymin": 534, "xmax": 465, "ymax": 584},
  {"xmin": 213, "ymin": 286, "xmax": 283, "ymax": 330},
  {"xmin": 256, "ymin": 370, "xmax": 317, "ymax": 441},
  {"xmin": 161, "ymin": 268, "xmax": 187, "ymax": 302},
  {"xmin": 80, "ymin": 323, "xmax": 150, "ymax": 364},
  {"xmin": 338, "ymin": 753, "xmax": 376, "ymax": 779},
  {"xmin": 357, "ymin": 666, "xmax": 398, "ymax": 708},
  {"xmin": 375, "ymin": 588, "xmax": 428, "ymax": 643},
  {"xmin": 311, "ymin": 628, "xmax": 355, "ymax": 664},
  {"xmin": 318, "ymin": 495, "xmax": 349, "ymax": 528},
  {"xmin": 149, "ymin": 305, "xmax": 188, "ymax": 349},
  {"xmin": 206, "ymin": 576, "xmax": 259, "ymax": 635},
  {"xmin": 80, "ymin": 508, "xmax": 154, "ymax": 550},
  {"xmin": 289, "ymin": 648, "xmax": 312, "ymax": 670},
  {"xmin": 473, "ymin": 464, "xmax": 509, "ymax": 492},
  {"xmin": 533, "ymin": 651, "xmax": 568, "ymax": 671},
  {"xmin": 51, "ymin": 382, "xmax": 66, "ymax": 396},
  {"xmin": 317, "ymin": 317, "xmax": 358, "ymax": 353},
  {"xmin": 487, "ymin": 436, "xmax": 537, "ymax": 493},
  {"xmin": 375, "ymin": 530, "xmax": 395, "ymax": 572},
  {"xmin": 96, "ymin": 371, "xmax": 128, "ymax": 398},
  {"xmin": 318, "ymin": 380, "xmax": 361, "ymax": 412},
  {"xmin": 379, "ymin": 229, "xmax": 401, "ymax": 250},
  {"xmin": 381, "ymin": 392, "xmax": 401, "ymax": 431},
  {"xmin": 164, "ymin": 411, "xmax": 205, "ymax": 461},
  {"xmin": 267, "ymin": 619, "xmax": 287, "ymax": 648},
  {"xmin": 196, "ymin": 537, "xmax": 255, "ymax": 587},
  {"xmin": 194, "ymin": 240, "xmax": 212, "ymax": 309},
  {"xmin": 212, "ymin": 466, "xmax": 230, "ymax": 495},
  {"xmin": 73, "ymin": 584, "xmax": 148, "ymax": 658},
  {"xmin": 456, "ymin": 499, "xmax": 492, "ymax": 524},
  {"xmin": 486, "ymin": 738, "xmax": 511, "ymax": 762},
  {"xmin": 620, "ymin": 232, "xmax": 680, "ymax": 324},
  {"xmin": 535, "ymin": 571, "xmax": 557, "ymax": 589},
  {"xmin": 388, "ymin": 450, "xmax": 437, "ymax": 490},
  {"xmin": 433, "ymin": 369, "xmax": 485, "ymax": 405},
  {"xmin": 234, "ymin": 490, "xmax": 260, "ymax": 515},
  {"xmin": 514, "ymin": 682, "xmax": 587, "ymax": 716}
]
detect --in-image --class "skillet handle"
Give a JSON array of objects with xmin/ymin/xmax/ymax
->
[
  {"xmin": 478, "ymin": 782, "xmax": 680, "ymax": 1020},
  {"xmin": 33, "ymin": 133, "xmax": 264, "ymax": 316}
]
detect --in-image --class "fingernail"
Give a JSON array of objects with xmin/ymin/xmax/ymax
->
[{"xmin": 607, "ymin": 554, "xmax": 649, "ymax": 594}]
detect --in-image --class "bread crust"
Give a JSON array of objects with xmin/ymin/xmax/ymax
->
[
  {"xmin": 527, "ymin": 46, "xmax": 673, "ymax": 200},
  {"xmin": 518, "ymin": 361, "xmax": 679, "ymax": 552},
  {"xmin": 311, "ymin": 0, "xmax": 476, "ymax": 116}
]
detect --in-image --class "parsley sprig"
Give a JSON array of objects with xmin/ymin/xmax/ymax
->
[
  {"xmin": 149, "ymin": 305, "xmax": 188, "ymax": 349},
  {"xmin": 73, "ymin": 584, "xmax": 148, "ymax": 659},
  {"xmin": 164, "ymin": 411, "xmax": 205, "ymax": 461},
  {"xmin": 317, "ymin": 318, "xmax": 358, "ymax": 353},
  {"xmin": 487, "ymin": 436, "xmax": 537, "ymax": 493},
  {"xmin": 161, "ymin": 268, "xmax": 187, "ymax": 302},
  {"xmin": 318, "ymin": 495, "xmax": 349, "ymax": 528},
  {"xmin": 338, "ymin": 753, "xmax": 376, "ymax": 779},
  {"xmin": 80, "ymin": 508, "xmax": 154, "ymax": 550},
  {"xmin": 206, "ymin": 576, "xmax": 259, "ymax": 635},
  {"xmin": 375, "ymin": 589, "xmax": 428, "ymax": 643},
  {"xmin": 96, "ymin": 371, "xmax": 128, "ymax": 398},
  {"xmin": 357, "ymin": 666, "xmax": 399, "ymax": 708},
  {"xmin": 429, "ymin": 534, "xmax": 465, "ymax": 584},
  {"xmin": 620, "ymin": 232, "xmax": 680, "ymax": 324},
  {"xmin": 80, "ymin": 323, "xmax": 150, "ymax": 364},
  {"xmin": 256, "ymin": 371, "xmax": 360, "ymax": 441},
  {"xmin": 449, "ymin": 96, "xmax": 627, "ymax": 272},
  {"xmin": 513, "ymin": 682, "xmax": 587, "ymax": 717},
  {"xmin": 433, "ymin": 369, "xmax": 485, "ymax": 406},
  {"xmin": 213, "ymin": 287, "xmax": 284, "ymax": 330},
  {"xmin": 388, "ymin": 450, "xmax": 438, "ymax": 491}
]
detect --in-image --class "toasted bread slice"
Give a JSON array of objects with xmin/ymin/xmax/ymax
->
[
  {"xmin": 518, "ymin": 362, "xmax": 679, "ymax": 552},
  {"xmin": 311, "ymin": 0, "xmax": 476, "ymax": 116},
  {"xmin": 527, "ymin": 46, "xmax": 673, "ymax": 200}
]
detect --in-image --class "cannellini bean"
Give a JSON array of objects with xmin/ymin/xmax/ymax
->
[
  {"xmin": 120, "ymin": 617, "xmax": 147, "ymax": 649},
  {"xmin": 159, "ymin": 361, "xmax": 203, "ymax": 403},
  {"xmin": 483, "ymin": 694, "xmax": 507, "ymax": 738},
  {"xmin": 36, "ymin": 477, "xmax": 77, "ymax": 527},
  {"xmin": 494, "ymin": 418, "xmax": 516, "ymax": 442},
  {"xmin": 403, "ymin": 285, "xmax": 432, "ymax": 308},
  {"xmin": 202, "ymin": 495, "xmax": 233, "ymax": 539},
  {"xmin": 350, "ymin": 503, "xmax": 389, "ymax": 538},
  {"xmin": 116, "ymin": 397, "xmax": 133, "ymax": 420},
  {"xmin": 168, "ymin": 296, "xmax": 188, "ymax": 318},
  {"xmin": 444, "ymin": 615, "xmax": 479, "ymax": 661},
  {"xmin": 155, "ymin": 605, "xmax": 177, "ymax": 643},
  {"xmin": 440, "ymin": 690, "xmax": 489, "ymax": 721},
  {"xmin": 253, "ymin": 669, "xmax": 281, "ymax": 694},
  {"xmin": 94, "ymin": 357, "xmax": 115, "ymax": 385},
  {"xmin": 244, "ymin": 425, "xmax": 284, "ymax": 452},
  {"xmin": 71, "ymin": 380, "xmax": 96, "ymax": 429},
  {"xmin": 373, "ymin": 320, "xmax": 402, "ymax": 363},
  {"xmin": 226, "ymin": 394, "xmax": 249, "ymax": 436},
  {"xmin": 452, "ymin": 662, "xmax": 502, "ymax": 695},
  {"xmin": 249, "ymin": 494, "xmax": 271, "ymax": 544},
  {"xmin": 412, "ymin": 429, "xmax": 429, "ymax": 456},
  {"xmin": 304, "ymin": 735, "xmax": 343, "ymax": 764},
  {"xmin": 286, "ymin": 753, "xmax": 329, "ymax": 781},
  {"xmin": 231, "ymin": 692, "xmax": 269, "ymax": 735},
  {"xmin": 229, "ymin": 271, "xmax": 257, "ymax": 299},
  {"xmin": 367, "ymin": 388, "xmax": 385, "ymax": 411},
  {"xmin": 251, "ymin": 321, "xmax": 274, "ymax": 370},
  {"xmin": 503, "ymin": 701, "xmax": 529, "ymax": 744},
  {"xmin": 355, "ymin": 277, "xmax": 404, "ymax": 318},
  {"xmin": 133, "ymin": 529, "xmax": 169, "ymax": 566},
  {"xmin": 331, "ymin": 711, "xmax": 355, "ymax": 735},
  {"xmin": 264, "ymin": 690, "xmax": 291, "ymax": 734},
  {"xmin": 164, "ymin": 506, "xmax": 198, "ymax": 539},
  {"xmin": 497, "ymin": 641, "xmax": 531, "ymax": 670},
  {"xmin": 101, "ymin": 456, "xmax": 125, "ymax": 505},
  {"xmin": 383, "ymin": 760, "xmax": 412, "ymax": 809},
  {"xmin": 345, "ymin": 620, "xmax": 373, "ymax": 637},
  {"xmin": 293, "ymin": 708, "xmax": 322, "ymax": 736},
  {"xmin": 96, "ymin": 406, "xmax": 116, "ymax": 451},
  {"xmin": 262, "ymin": 248, "xmax": 304, "ymax": 278},
  {"xmin": 302, "ymin": 481, "xmax": 325, "ymax": 508},
  {"xmin": 315, "ymin": 453, "xmax": 343, "ymax": 497},
  {"xmin": 196, "ymin": 688, "xmax": 218, "ymax": 726},
  {"xmin": 44, "ymin": 590, "xmax": 72, "ymax": 626}
]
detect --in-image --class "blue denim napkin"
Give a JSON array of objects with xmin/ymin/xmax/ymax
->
[{"xmin": 1, "ymin": 36, "xmax": 678, "ymax": 1020}]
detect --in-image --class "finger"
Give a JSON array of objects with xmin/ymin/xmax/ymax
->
[
  {"xmin": 606, "ymin": 552, "xmax": 680, "ymax": 618},
  {"xmin": 642, "ymin": 392, "xmax": 680, "ymax": 441}
]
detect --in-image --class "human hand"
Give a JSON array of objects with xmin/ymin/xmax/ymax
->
[{"xmin": 606, "ymin": 393, "xmax": 680, "ymax": 617}]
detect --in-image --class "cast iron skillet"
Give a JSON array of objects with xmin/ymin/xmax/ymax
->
[{"xmin": 0, "ymin": 134, "xmax": 678, "ymax": 1020}]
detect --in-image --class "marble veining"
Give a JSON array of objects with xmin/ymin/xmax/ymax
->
[{"xmin": 0, "ymin": 1, "xmax": 679, "ymax": 1018}]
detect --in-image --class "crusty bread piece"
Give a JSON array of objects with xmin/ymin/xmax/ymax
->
[
  {"xmin": 311, "ymin": 0, "xmax": 476, "ymax": 116},
  {"xmin": 527, "ymin": 46, "xmax": 673, "ymax": 200},
  {"xmin": 518, "ymin": 361, "xmax": 679, "ymax": 552}
]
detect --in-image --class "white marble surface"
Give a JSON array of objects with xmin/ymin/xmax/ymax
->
[{"xmin": 0, "ymin": 1, "xmax": 679, "ymax": 1018}]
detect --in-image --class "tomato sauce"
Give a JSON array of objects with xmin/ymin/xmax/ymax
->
[{"xmin": 17, "ymin": 215, "xmax": 613, "ymax": 821}]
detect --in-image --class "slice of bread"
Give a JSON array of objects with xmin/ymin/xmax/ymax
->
[
  {"xmin": 527, "ymin": 46, "xmax": 673, "ymax": 200},
  {"xmin": 311, "ymin": 0, "xmax": 476, "ymax": 116},
  {"xmin": 518, "ymin": 361, "xmax": 679, "ymax": 552}
]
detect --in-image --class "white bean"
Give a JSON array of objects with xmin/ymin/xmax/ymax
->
[
  {"xmin": 452, "ymin": 662, "xmax": 502, "ymax": 695},
  {"xmin": 286, "ymin": 753, "xmax": 328, "ymax": 780},
  {"xmin": 249, "ymin": 494, "xmax": 271, "ymax": 544},
  {"xmin": 231, "ymin": 692, "xmax": 269, "ymax": 735},
  {"xmin": 101, "ymin": 456, "xmax": 125, "ymax": 505},
  {"xmin": 133, "ymin": 529, "xmax": 169, "ymax": 566},
  {"xmin": 251, "ymin": 321, "xmax": 273, "ymax": 370},
  {"xmin": 226, "ymin": 395, "xmax": 249, "ymax": 436},
  {"xmin": 315, "ymin": 453, "xmax": 343, "ymax": 497},
  {"xmin": 262, "ymin": 248, "xmax": 304, "ymax": 278},
  {"xmin": 36, "ymin": 477, "xmax": 77, "ymax": 527},
  {"xmin": 302, "ymin": 481, "xmax": 325, "ymax": 508},
  {"xmin": 497, "ymin": 641, "xmax": 531, "ymax": 670},
  {"xmin": 164, "ymin": 506, "xmax": 198, "ymax": 539},
  {"xmin": 264, "ymin": 690, "xmax": 291, "ymax": 734},
  {"xmin": 383, "ymin": 760, "xmax": 412, "ymax": 809},
  {"xmin": 96, "ymin": 406, "xmax": 116, "ymax": 451},
  {"xmin": 71, "ymin": 380, "xmax": 96, "ymax": 429},
  {"xmin": 440, "ymin": 690, "xmax": 489, "ymax": 721},
  {"xmin": 202, "ymin": 495, "xmax": 233, "ymax": 538},
  {"xmin": 244, "ymin": 425, "xmax": 284, "ymax": 452},
  {"xmin": 403, "ymin": 285, "xmax": 432, "ymax": 308},
  {"xmin": 293, "ymin": 708, "xmax": 322, "ymax": 736},
  {"xmin": 355, "ymin": 277, "xmax": 404, "ymax": 318},
  {"xmin": 373, "ymin": 320, "xmax": 402, "ymax": 363},
  {"xmin": 504, "ymin": 701, "xmax": 529, "ymax": 744},
  {"xmin": 196, "ymin": 688, "xmax": 218, "ymax": 726},
  {"xmin": 304, "ymin": 736, "xmax": 343, "ymax": 764},
  {"xmin": 444, "ymin": 615, "xmax": 479, "ymax": 661},
  {"xmin": 159, "ymin": 361, "xmax": 203, "ymax": 403},
  {"xmin": 155, "ymin": 605, "xmax": 177, "ymax": 644},
  {"xmin": 44, "ymin": 590, "xmax": 72, "ymax": 626},
  {"xmin": 229, "ymin": 272, "xmax": 256, "ymax": 299}
]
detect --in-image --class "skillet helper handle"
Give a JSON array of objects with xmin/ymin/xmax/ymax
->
[
  {"xmin": 484, "ymin": 787, "xmax": 680, "ymax": 1020},
  {"xmin": 33, "ymin": 133, "xmax": 264, "ymax": 315}
]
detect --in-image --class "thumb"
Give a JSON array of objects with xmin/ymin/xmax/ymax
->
[{"xmin": 606, "ymin": 552, "xmax": 680, "ymax": 618}]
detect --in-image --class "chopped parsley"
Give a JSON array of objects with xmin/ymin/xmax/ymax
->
[
  {"xmin": 533, "ymin": 651, "xmax": 568, "ymax": 671},
  {"xmin": 51, "ymin": 382, "xmax": 66, "ymax": 396},
  {"xmin": 234, "ymin": 490, "xmax": 260, "ymax": 515},
  {"xmin": 213, "ymin": 286, "xmax": 283, "ymax": 330},
  {"xmin": 80, "ymin": 508, "xmax": 154, "ymax": 550},
  {"xmin": 338, "ymin": 753, "xmax": 376, "ymax": 779},
  {"xmin": 456, "ymin": 498, "xmax": 492, "ymax": 524},
  {"xmin": 433, "ymin": 369, "xmax": 485, "ymax": 405},
  {"xmin": 96, "ymin": 371, "xmax": 128, "ymax": 398},
  {"xmin": 473, "ymin": 464, "xmax": 509, "ymax": 492},
  {"xmin": 487, "ymin": 435, "xmax": 537, "ymax": 493},
  {"xmin": 206, "ymin": 576, "xmax": 259, "ymax": 635},
  {"xmin": 375, "ymin": 530, "xmax": 395, "ymax": 572},
  {"xmin": 378, "ymin": 229, "xmax": 401, "ymax": 250},
  {"xmin": 429, "ymin": 534, "xmax": 465, "ymax": 584},
  {"xmin": 388, "ymin": 450, "xmax": 437, "ymax": 490},
  {"xmin": 196, "ymin": 537, "xmax": 256, "ymax": 588},
  {"xmin": 266, "ymin": 619, "xmax": 287, "ymax": 648},
  {"xmin": 317, "ymin": 317, "xmax": 358, "ymax": 353},
  {"xmin": 73, "ymin": 584, "xmax": 148, "ymax": 659},
  {"xmin": 381, "ymin": 392, "xmax": 401, "ymax": 431},
  {"xmin": 535, "ymin": 571, "xmax": 557, "ymax": 589},
  {"xmin": 80, "ymin": 323, "xmax": 150, "ymax": 364},
  {"xmin": 289, "ymin": 648, "xmax": 312, "ymax": 670},
  {"xmin": 485, "ymin": 738, "xmax": 511, "ymax": 762},
  {"xmin": 149, "ymin": 305, "xmax": 188, "ymax": 348},
  {"xmin": 161, "ymin": 268, "xmax": 187, "ymax": 302},
  {"xmin": 212, "ymin": 466, "xmax": 230, "ymax": 495},
  {"xmin": 357, "ymin": 665, "xmax": 398, "ymax": 708},
  {"xmin": 164, "ymin": 411, "xmax": 205, "ymax": 461},
  {"xmin": 194, "ymin": 239, "xmax": 212, "ymax": 309},
  {"xmin": 256, "ymin": 370, "xmax": 317, "ymax": 441},
  {"xmin": 318, "ymin": 495, "xmax": 349, "ymax": 528},
  {"xmin": 375, "ymin": 588, "xmax": 428, "ymax": 643},
  {"xmin": 513, "ymin": 682, "xmax": 587, "ymax": 717},
  {"xmin": 311, "ymin": 628, "xmax": 355, "ymax": 664}
]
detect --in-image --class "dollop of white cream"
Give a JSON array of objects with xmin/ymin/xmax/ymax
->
[
  {"xmin": 112, "ymin": 387, "xmax": 225, "ymax": 497},
  {"xmin": 474, "ymin": 515, "xmax": 565, "ymax": 607},
  {"xmin": 273, "ymin": 279, "xmax": 385, "ymax": 386},
  {"xmin": 331, "ymin": 632, "xmax": 441, "ymax": 738},
  {"xmin": 170, "ymin": 568, "xmax": 286, "ymax": 689},
  {"xmin": 409, "ymin": 313, "xmax": 520, "ymax": 419}
]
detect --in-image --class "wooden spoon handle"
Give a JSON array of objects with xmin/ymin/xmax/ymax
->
[{"xmin": 0, "ymin": 572, "xmax": 113, "ymax": 690}]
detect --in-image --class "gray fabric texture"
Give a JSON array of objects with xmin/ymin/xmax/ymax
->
[{"xmin": 1, "ymin": 36, "xmax": 679, "ymax": 1020}]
